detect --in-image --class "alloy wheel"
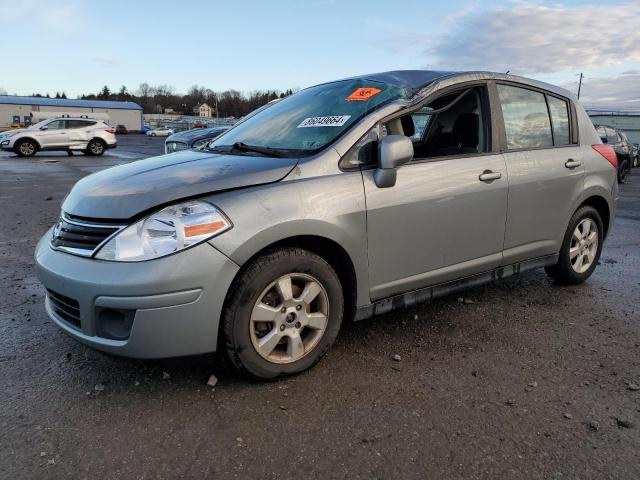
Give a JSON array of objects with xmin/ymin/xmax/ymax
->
[
  {"xmin": 249, "ymin": 273, "xmax": 329, "ymax": 364},
  {"xmin": 90, "ymin": 142, "xmax": 104, "ymax": 155},
  {"xmin": 19, "ymin": 142, "xmax": 35, "ymax": 156},
  {"xmin": 570, "ymin": 218, "xmax": 598, "ymax": 273}
]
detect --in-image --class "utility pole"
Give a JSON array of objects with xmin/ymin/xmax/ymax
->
[{"xmin": 577, "ymin": 72, "xmax": 583, "ymax": 99}]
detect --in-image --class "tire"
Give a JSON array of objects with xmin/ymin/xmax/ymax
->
[
  {"xmin": 223, "ymin": 247, "xmax": 344, "ymax": 380},
  {"xmin": 618, "ymin": 159, "xmax": 630, "ymax": 183},
  {"xmin": 14, "ymin": 139, "xmax": 37, "ymax": 157},
  {"xmin": 545, "ymin": 205, "xmax": 604, "ymax": 285},
  {"xmin": 86, "ymin": 139, "xmax": 106, "ymax": 156}
]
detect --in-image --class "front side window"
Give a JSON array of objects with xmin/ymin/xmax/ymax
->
[
  {"xmin": 547, "ymin": 96, "xmax": 570, "ymax": 145},
  {"xmin": 497, "ymin": 84, "xmax": 553, "ymax": 149},
  {"xmin": 208, "ymin": 79, "xmax": 408, "ymax": 157},
  {"xmin": 46, "ymin": 120, "xmax": 66, "ymax": 130},
  {"xmin": 410, "ymin": 87, "xmax": 487, "ymax": 159}
]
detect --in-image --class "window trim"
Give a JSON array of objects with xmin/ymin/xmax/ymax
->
[
  {"xmin": 370, "ymin": 80, "xmax": 496, "ymax": 167},
  {"xmin": 494, "ymin": 80, "xmax": 579, "ymax": 153}
]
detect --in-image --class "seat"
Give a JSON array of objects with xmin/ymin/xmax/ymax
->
[
  {"xmin": 400, "ymin": 115, "xmax": 415, "ymax": 137},
  {"xmin": 434, "ymin": 113, "xmax": 479, "ymax": 155}
]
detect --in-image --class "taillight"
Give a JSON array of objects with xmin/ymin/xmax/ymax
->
[
  {"xmin": 105, "ymin": 128, "xmax": 115, "ymax": 134},
  {"xmin": 592, "ymin": 144, "xmax": 617, "ymax": 169}
]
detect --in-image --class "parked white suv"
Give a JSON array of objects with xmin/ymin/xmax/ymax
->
[{"xmin": 0, "ymin": 116, "xmax": 117, "ymax": 157}]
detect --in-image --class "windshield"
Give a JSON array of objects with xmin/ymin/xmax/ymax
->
[
  {"xmin": 28, "ymin": 119, "xmax": 50, "ymax": 129},
  {"xmin": 208, "ymin": 79, "xmax": 408, "ymax": 156}
]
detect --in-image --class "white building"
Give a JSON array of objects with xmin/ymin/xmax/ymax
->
[
  {"xmin": 0, "ymin": 96, "xmax": 143, "ymax": 131},
  {"xmin": 194, "ymin": 103, "xmax": 213, "ymax": 118}
]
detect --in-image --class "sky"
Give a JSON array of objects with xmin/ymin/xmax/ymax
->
[{"xmin": 0, "ymin": 0, "xmax": 638, "ymax": 108}]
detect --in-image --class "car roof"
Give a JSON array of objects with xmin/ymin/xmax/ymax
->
[
  {"xmin": 47, "ymin": 117, "xmax": 102, "ymax": 121},
  {"xmin": 335, "ymin": 70, "xmax": 576, "ymax": 100}
]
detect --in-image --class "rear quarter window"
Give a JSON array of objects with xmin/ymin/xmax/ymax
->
[{"xmin": 547, "ymin": 96, "xmax": 570, "ymax": 145}]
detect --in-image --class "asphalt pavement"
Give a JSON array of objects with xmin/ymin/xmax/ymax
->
[{"xmin": 1, "ymin": 135, "xmax": 639, "ymax": 479}]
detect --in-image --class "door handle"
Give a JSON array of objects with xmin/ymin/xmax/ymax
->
[
  {"xmin": 565, "ymin": 159, "xmax": 582, "ymax": 168},
  {"xmin": 479, "ymin": 171, "xmax": 502, "ymax": 182}
]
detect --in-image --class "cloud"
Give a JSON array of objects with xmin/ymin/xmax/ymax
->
[
  {"xmin": 566, "ymin": 71, "xmax": 640, "ymax": 108},
  {"xmin": 392, "ymin": 2, "xmax": 640, "ymax": 75}
]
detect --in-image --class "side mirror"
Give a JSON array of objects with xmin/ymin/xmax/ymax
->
[
  {"xmin": 374, "ymin": 135, "xmax": 414, "ymax": 188},
  {"xmin": 40, "ymin": 126, "xmax": 48, "ymax": 131}
]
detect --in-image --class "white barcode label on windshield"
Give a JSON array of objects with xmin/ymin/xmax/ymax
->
[{"xmin": 297, "ymin": 115, "xmax": 351, "ymax": 128}]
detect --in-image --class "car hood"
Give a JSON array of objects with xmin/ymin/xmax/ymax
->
[
  {"xmin": 167, "ymin": 128, "xmax": 227, "ymax": 143},
  {"xmin": 62, "ymin": 150, "xmax": 299, "ymax": 219}
]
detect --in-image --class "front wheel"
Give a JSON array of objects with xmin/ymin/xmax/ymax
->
[
  {"xmin": 545, "ymin": 206, "xmax": 603, "ymax": 285},
  {"xmin": 223, "ymin": 248, "xmax": 344, "ymax": 380},
  {"xmin": 15, "ymin": 139, "xmax": 37, "ymax": 157}
]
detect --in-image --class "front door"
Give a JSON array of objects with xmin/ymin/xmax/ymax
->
[
  {"xmin": 38, "ymin": 119, "xmax": 69, "ymax": 148},
  {"xmin": 364, "ymin": 85, "xmax": 508, "ymax": 300}
]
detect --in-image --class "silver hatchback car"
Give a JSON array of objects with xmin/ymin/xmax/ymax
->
[{"xmin": 35, "ymin": 71, "xmax": 619, "ymax": 379}]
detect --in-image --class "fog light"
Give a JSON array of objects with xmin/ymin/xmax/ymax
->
[{"xmin": 96, "ymin": 308, "xmax": 135, "ymax": 340}]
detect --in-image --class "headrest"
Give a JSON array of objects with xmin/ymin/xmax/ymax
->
[{"xmin": 400, "ymin": 115, "xmax": 415, "ymax": 137}]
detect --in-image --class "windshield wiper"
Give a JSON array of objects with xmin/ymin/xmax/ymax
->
[{"xmin": 231, "ymin": 142, "xmax": 286, "ymax": 158}]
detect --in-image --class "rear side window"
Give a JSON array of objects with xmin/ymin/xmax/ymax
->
[
  {"xmin": 547, "ymin": 96, "xmax": 570, "ymax": 145},
  {"xmin": 67, "ymin": 120, "xmax": 96, "ymax": 129},
  {"xmin": 497, "ymin": 84, "xmax": 552, "ymax": 149}
]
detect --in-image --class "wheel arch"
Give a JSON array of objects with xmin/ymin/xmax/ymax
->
[
  {"xmin": 578, "ymin": 194, "xmax": 611, "ymax": 238},
  {"xmin": 14, "ymin": 136, "xmax": 42, "ymax": 150},
  {"xmin": 225, "ymin": 234, "xmax": 359, "ymax": 322}
]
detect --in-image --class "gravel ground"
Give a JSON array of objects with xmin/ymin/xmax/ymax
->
[{"xmin": 1, "ymin": 136, "xmax": 639, "ymax": 479}]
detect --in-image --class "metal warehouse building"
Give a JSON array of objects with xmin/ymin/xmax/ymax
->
[
  {"xmin": 0, "ymin": 96, "xmax": 143, "ymax": 131},
  {"xmin": 587, "ymin": 108, "xmax": 640, "ymax": 143}
]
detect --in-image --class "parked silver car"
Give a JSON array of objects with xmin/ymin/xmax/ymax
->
[
  {"xmin": 35, "ymin": 71, "xmax": 618, "ymax": 379},
  {"xmin": 1, "ymin": 116, "xmax": 116, "ymax": 157}
]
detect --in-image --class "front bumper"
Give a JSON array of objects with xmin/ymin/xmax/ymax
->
[{"xmin": 35, "ymin": 230, "xmax": 240, "ymax": 358}]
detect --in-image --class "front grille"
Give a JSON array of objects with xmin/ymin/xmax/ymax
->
[
  {"xmin": 47, "ymin": 289, "xmax": 81, "ymax": 329},
  {"xmin": 165, "ymin": 141, "xmax": 187, "ymax": 154},
  {"xmin": 50, "ymin": 214, "xmax": 123, "ymax": 256}
]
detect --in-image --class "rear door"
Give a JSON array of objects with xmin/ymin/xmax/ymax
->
[
  {"xmin": 363, "ymin": 83, "xmax": 509, "ymax": 300},
  {"xmin": 496, "ymin": 83, "xmax": 584, "ymax": 264},
  {"xmin": 66, "ymin": 120, "xmax": 95, "ymax": 146}
]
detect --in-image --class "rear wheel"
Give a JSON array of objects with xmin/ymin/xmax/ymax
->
[
  {"xmin": 15, "ymin": 139, "xmax": 37, "ymax": 157},
  {"xmin": 545, "ymin": 206, "xmax": 603, "ymax": 285},
  {"xmin": 223, "ymin": 248, "xmax": 344, "ymax": 380},
  {"xmin": 86, "ymin": 139, "xmax": 106, "ymax": 156}
]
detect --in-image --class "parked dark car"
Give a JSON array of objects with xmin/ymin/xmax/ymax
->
[
  {"xmin": 165, "ymin": 126, "xmax": 229, "ymax": 154},
  {"xmin": 631, "ymin": 142, "xmax": 639, "ymax": 168},
  {"xmin": 115, "ymin": 125, "xmax": 128, "ymax": 135},
  {"xmin": 594, "ymin": 124, "xmax": 632, "ymax": 182}
]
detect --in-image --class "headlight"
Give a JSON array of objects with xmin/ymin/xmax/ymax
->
[
  {"xmin": 95, "ymin": 200, "xmax": 232, "ymax": 262},
  {"xmin": 192, "ymin": 138, "xmax": 210, "ymax": 149}
]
